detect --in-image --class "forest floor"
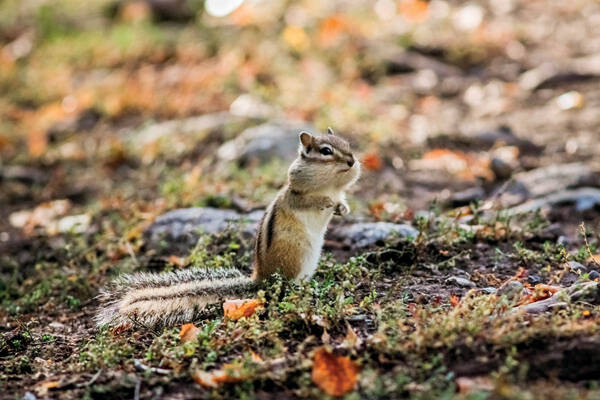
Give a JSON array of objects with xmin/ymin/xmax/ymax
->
[{"xmin": 1, "ymin": 1, "xmax": 600, "ymax": 399}]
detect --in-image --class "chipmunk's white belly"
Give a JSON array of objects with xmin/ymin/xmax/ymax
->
[{"xmin": 295, "ymin": 191, "xmax": 342, "ymax": 280}]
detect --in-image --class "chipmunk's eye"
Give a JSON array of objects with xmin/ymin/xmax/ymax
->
[{"xmin": 319, "ymin": 147, "xmax": 333, "ymax": 156}]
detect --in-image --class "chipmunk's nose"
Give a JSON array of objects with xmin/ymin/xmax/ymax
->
[{"xmin": 347, "ymin": 159, "xmax": 355, "ymax": 167}]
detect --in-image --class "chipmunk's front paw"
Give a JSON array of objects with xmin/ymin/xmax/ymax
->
[{"xmin": 334, "ymin": 202, "xmax": 350, "ymax": 216}]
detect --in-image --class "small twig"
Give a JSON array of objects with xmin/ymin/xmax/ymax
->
[
  {"xmin": 76, "ymin": 369, "xmax": 103, "ymax": 388},
  {"xmin": 134, "ymin": 379, "xmax": 141, "ymax": 400},
  {"xmin": 133, "ymin": 359, "xmax": 171, "ymax": 375},
  {"xmin": 580, "ymin": 222, "xmax": 600, "ymax": 266},
  {"xmin": 125, "ymin": 241, "xmax": 140, "ymax": 267}
]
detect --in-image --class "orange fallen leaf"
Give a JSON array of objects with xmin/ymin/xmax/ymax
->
[
  {"xmin": 179, "ymin": 323, "xmax": 200, "ymax": 343},
  {"xmin": 27, "ymin": 130, "xmax": 47, "ymax": 157},
  {"xmin": 583, "ymin": 310, "xmax": 591, "ymax": 317},
  {"xmin": 318, "ymin": 15, "xmax": 347, "ymax": 47},
  {"xmin": 517, "ymin": 284, "xmax": 560, "ymax": 306},
  {"xmin": 282, "ymin": 26, "xmax": 310, "ymax": 52},
  {"xmin": 450, "ymin": 295, "xmax": 460, "ymax": 307},
  {"xmin": 223, "ymin": 298, "xmax": 263, "ymax": 320},
  {"xmin": 362, "ymin": 152, "xmax": 383, "ymax": 171},
  {"xmin": 168, "ymin": 255, "xmax": 187, "ymax": 267},
  {"xmin": 193, "ymin": 363, "xmax": 247, "ymax": 387},
  {"xmin": 399, "ymin": 0, "xmax": 429, "ymax": 23},
  {"xmin": 312, "ymin": 347, "xmax": 360, "ymax": 396}
]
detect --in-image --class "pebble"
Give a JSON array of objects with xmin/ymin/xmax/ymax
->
[
  {"xmin": 217, "ymin": 120, "xmax": 316, "ymax": 164},
  {"xmin": 567, "ymin": 261, "xmax": 587, "ymax": 273},
  {"xmin": 588, "ymin": 270, "xmax": 599, "ymax": 280},
  {"xmin": 446, "ymin": 276, "xmax": 476, "ymax": 288},
  {"xmin": 330, "ymin": 222, "xmax": 418, "ymax": 248}
]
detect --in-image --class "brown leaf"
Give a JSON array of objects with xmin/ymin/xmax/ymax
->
[
  {"xmin": 312, "ymin": 347, "xmax": 360, "ymax": 396},
  {"xmin": 456, "ymin": 376, "xmax": 494, "ymax": 393},
  {"xmin": 179, "ymin": 323, "xmax": 200, "ymax": 343},
  {"xmin": 193, "ymin": 363, "xmax": 246, "ymax": 387},
  {"xmin": 342, "ymin": 321, "xmax": 362, "ymax": 349},
  {"xmin": 223, "ymin": 299, "xmax": 263, "ymax": 320}
]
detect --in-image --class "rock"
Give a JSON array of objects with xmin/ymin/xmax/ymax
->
[
  {"xmin": 132, "ymin": 112, "xmax": 237, "ymax": 147},
  {"xmin": 145, "ymin": 207, "xmax": 263, "ymax": 250},
  {"xmin": 330, "ymin": 222, "xmax": 418, "ymax": 248},
  {"xmin": 490, "ymin": 157, "xmax": 513, "ymax": 180},
  {"xmin": 450, "ymin": 186, "xmax": 485, "ymax": 206},
  {"xmin": 517, "ymin": 281, "xmax": 600, "ymax": 314},
  {"xmin": 0, "ymin": 165, "xmax": 48, "ymax": 184},
  {"xmin": 527, "ymin": 274, "xmax": 542, "ymax": 285},
  {"xmin": 217, "ymin": 120, "xmax": 316, "ymax": 165},
  {"xmin": 495, "ymin": 163, "xmax": 600, "ymax": 208},
  {"xmin": 507, "ymin": 187, "xmax": 600, "ymax": 214},
  {"xmin": 480, "ymin": 287, "xmax": 497, "ymax": 294},
  {"xmin": 588, "ymin": 270, "xmax": 599, "ymax": 280},
  {"xmin": 490, "ymin": 146, "xmax": 519, "ymax": 180},
  {"xmin": 568, "ymin": 261, "xmax": 587, "ymax": 274},
  {"xmin": 446, "ymin": 276, "xmax": 476, "ymax": 288},
  {"xmin": 230, "ymin": 94, "xmax": 276, "ymax": 119},
  {"xmin": 497, "ymin": 280, "xmax": 524, "ymax": 301},
  {"xmin": 472, "ymin": 125, "xmax": 541, "ymax": 153}
]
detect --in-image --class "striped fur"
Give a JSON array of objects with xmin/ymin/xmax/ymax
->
[{"xmin": 96, "ymin": 268, "xmax": 255, "ymax": 328}]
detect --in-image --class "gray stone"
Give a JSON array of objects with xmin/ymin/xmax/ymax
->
[
  {"xmin": 507, "ymin": 187, "xmax": 600, "ymax": 214},
  {"xmin": 480, "ymin": 287, "xmax": 497, "ymax": 294},
  {"xmin": 330, "ymin": 222, "xmax": 418, "ymax": 248},
  {"xmin": 497, "ymin": 280, "xmax": 524, "ymax": 301},
  {"xmin": 446, "ymin": 276, "xmax": 476, "ymax": 288},
  {"xmin": 132, "ymin": 112, "xmax": 237, "ymax": 146},
  {"xmin": 568, "ymin": 261, "xmax": 587, "ymax": 273},
  {"xmin": 490, "ymin": 157, "xmax": 514, "ymax": 180},
  {"xmin": 450, "ymin": 186, "xmax": 485, "ymax": 206},
  {"xmin": 588, "ymin": 270, "xmax": 599, "ymax": 280},
  {"xmin": 145, "ymin": 207, "xmax": 263, "ymax": 249},
  {"xmin": 217, "ymin": 120, "xmax": 316, "ymax": 164},
  {"xmin": 496, "ymin": 163, "xmax": 599, "ymax": 208}
]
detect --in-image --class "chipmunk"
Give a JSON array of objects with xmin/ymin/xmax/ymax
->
[{"xmin": 96, "ymin": 127, "xmax": 360, "ymax": 328}]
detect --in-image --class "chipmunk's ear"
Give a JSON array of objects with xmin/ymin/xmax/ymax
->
[
  {"xmin": 327, "ymin": 127, "xmax": 335, "ymax": 135},
  {"xmin": 299, "ymin": 131, "xmax": 312, "ymax": 148}
]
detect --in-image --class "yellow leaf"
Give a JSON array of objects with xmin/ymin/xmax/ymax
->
[{"xmin": 282, "ymin": 26, "xmax": 310, "ymax": 52}]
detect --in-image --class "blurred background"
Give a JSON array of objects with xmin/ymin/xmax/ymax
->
[{"xmin": 1, "ymin": 0, "xmax": 600, "ymax": 239}]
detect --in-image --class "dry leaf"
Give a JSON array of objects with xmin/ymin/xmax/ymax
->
[
  {"xmin": 456, "ymin": 376, "xmax": 494, "ymax": 393},
  {"xmin": 35, "ymin": 379, "xmax": 60, "ymax": 396},
  {"xmin": 318, "ymin": 15, "xmax": 347, "ymax": 46},
  {"xmin": 223, "ymin": 298, "xmax": 263, "ymax": 320},
  {"xmin": 450, "ymin": 295, "xmax": 460, "ymax": 307},
  {"xmin": 342, "ymin": 321, "xmax": 362, "ymax": 348},
  {"xmin": 399, "ymin": 0, "xmax": 429, "ymax": 23},
  {"xmin": 312, "ymin": 347, "xmax": 360, "ymax": 396},
  {"xmin": 27, "ymin": 130, "xmax": 47, "ymax": 157},
  {"xmin": 193, "ymin": 363, "xmax": 247, "ymax": 387},
  {"xmin": 282, "ymin": 26, "xmax": 310, "ymax": 52},
  {"xmin": 362, "ymin": 152, "xmax": 383, "ymax": 171},
  {"xmin": 179, "ymin": 323, "xmax": 200, "ymax": 343}
]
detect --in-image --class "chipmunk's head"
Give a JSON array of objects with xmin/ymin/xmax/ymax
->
[{"xmin": 289, "ymin": 127, "xmax": 360, "ymax": 190}]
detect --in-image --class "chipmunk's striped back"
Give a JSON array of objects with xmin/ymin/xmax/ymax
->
[{"xmin": 96, "ymin": 268, "xmax": 255, "ymax": 328}]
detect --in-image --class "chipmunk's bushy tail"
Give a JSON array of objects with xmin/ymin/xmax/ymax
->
[{"xmin": 96, "ymin": 268, "xmax": 256, "ymax": 328}]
